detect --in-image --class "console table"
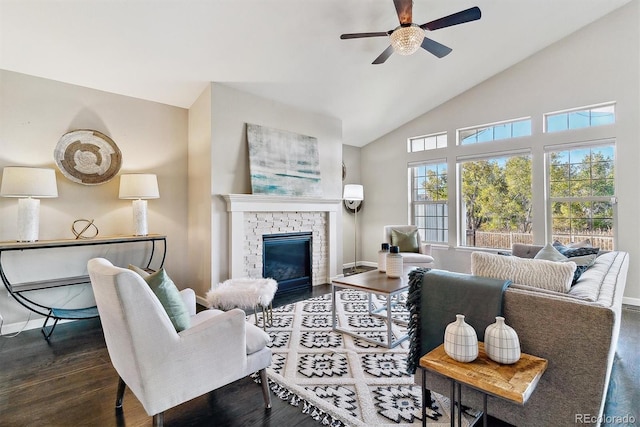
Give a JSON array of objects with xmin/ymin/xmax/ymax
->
[{"xmin": 0, "ymin": 235, "xmax": 166, "ymax": 339}]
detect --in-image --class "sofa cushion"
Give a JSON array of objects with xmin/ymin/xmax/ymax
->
[
  {"xmin": 391, "ymin": 228, "xmax": 420, "ymax": 253},
  {"xmin": 400, "ymin": 252, "xmax": 435, "ymax": 264},
  {"xmin": 553, "ymin": 241, "xmax": 600, "ymax": 258},
  {"xmin": 567, "ymin": 251, "xmax": 616, "ymax": 302},
  {"xmin": 534, "ymin": 244, "xmax": 596, "ymax": 285},
  {"xmin": 472, "ymin": 251, "xmax": 576, "ymax": 293},
  {"xmin": 534, "ymin": 243, "xmax": 566, "ymax": 261},
  {"xmin": 511, "ymin": 243, "xmax": 543, "ymax": 258}
]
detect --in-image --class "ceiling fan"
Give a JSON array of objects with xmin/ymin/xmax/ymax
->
[{"xmin": 340, "ymin": 0, "xmax": 481, "ymax": 64}]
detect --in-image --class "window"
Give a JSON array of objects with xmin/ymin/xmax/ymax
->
[
  {"xmin": 545, "ymin": 103, "xmax": 615, "ymax": 133},
  {"xmin": 547, "ymin": 143, "xmax": 615, "ymax": 250},
  {"xmin": 458, "ymin": 118, "xmax": 531, "ymax": 145},
  {"xmin": 410, "ymin": 161, "xmax": 448, "ymax": 243},
  {"xmin": 408, "ymin": 132, "xmax": 447, "ymax": 153},
  {"xmin": 459, "ymin": 153, "xmax": 532, "ymax": 249}
]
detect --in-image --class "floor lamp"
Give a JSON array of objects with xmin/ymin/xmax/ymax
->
[{"xmin": 343, "ymin": 184, "xmax": 364, "ymax": 274}]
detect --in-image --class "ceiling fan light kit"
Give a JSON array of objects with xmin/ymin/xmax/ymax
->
[
  {"xmin": 390, "ymin": 25, "xmax": 425, "ymax": 55},
  {"xmin": 340, "ymin": 0, "xmax": 481, "ymax": 64}
]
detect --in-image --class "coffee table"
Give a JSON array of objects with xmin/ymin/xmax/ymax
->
[
  {"xmin": 419, "ymin": 342, "xmax": 548, "ymax": 427},
  {"xmin": 331, "ymin": 266, "xmax": 415, "ymax": 348}
]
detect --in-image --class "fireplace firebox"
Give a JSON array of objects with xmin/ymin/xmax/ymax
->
[{"xmin": 262, "ymin": 232, "xmax": 312, "ymax": 295}]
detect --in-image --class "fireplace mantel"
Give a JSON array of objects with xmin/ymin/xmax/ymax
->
[
  {"xmin": 221, "ymin": 194, "xmax": 341, "ymax": 283},
  {"xmin": 222, "ymin": 194, "xmax": 342, "ymax": 213}
]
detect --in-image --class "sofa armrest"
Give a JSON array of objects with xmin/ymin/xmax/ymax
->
[
  {"xmin": 419, "ymin": 242, "xmax": 432, "ymax": 256},
  {"xmin": 179, "ymin": 288, "xmax": 197, "ymax": 317}
]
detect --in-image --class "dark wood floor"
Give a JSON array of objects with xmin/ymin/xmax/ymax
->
[{"xmin": 1, "ymin": 281, "xmax": 638, "ymax": 427}]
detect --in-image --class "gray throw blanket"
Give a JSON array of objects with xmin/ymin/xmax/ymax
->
[{"xmin": 406, "ymin": 268, "xmax": 511, "ymax": 374}]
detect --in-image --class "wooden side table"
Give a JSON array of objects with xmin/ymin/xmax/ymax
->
[{"xmin": 419, "ymin": 342, "xmax": 547, "ymax": 427}]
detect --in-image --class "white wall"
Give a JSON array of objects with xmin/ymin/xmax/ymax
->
[
  {"xmin": 188, "ymin": 83, "xmax": 344, "ymax": 289},
  {"xmin": 360, "ymin": 3, "xmax": 640, "ymax": 302},
  {"xmin": 187, "ymin": 87, "xmax": 213, "ymax": 296},
  {"xmin": 0, "ymin": 70, "xmax": 189, "ymax": 329}
]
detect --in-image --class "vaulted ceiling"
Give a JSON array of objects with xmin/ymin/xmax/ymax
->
[{"xmin": 0, "ymin": 0, "xmax": 631, "ymax": 146}]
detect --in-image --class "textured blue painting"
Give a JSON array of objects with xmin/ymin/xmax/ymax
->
[{"xmin": 247, "ymin": 124, "xmax": 322, "ymax": 197}]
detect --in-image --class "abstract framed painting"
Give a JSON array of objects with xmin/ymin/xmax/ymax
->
[{"xmin": 247, "ymin": 124, "xmax": 322, "ymax": 197}]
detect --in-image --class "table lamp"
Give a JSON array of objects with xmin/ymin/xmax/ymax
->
[
  {"xmin": 118, "ymin": 174, "xmax": 159, "ymax": 236},
  {"xmin": 1, "ymin": 167, "xmax": 59, "ymax": 242}
]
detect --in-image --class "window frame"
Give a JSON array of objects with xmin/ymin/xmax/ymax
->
[
  {"xmin": 407, "ymin": 131, "xmax": 447, "ymax": 153},
  {"xmin": 456, "ymin": 150, "xmax": 533, "ymax": 250},
  {"xmin": 545, "ymin": 140, "xmax": 617, "ymax": 249},
  {"xmin": 409, "ymin": 159, "xmax": 449, "ymax": 244},
  {"xmin": 543, "ymin": 102, "xmax": 616, "ymax": 133},
  {"xmin": 457, "ymin": 117, "xmax": 532, "ymax": 146}
]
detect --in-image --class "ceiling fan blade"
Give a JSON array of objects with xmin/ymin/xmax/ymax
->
[
  {"xmin": 393, "ymin": 0, "xmax": 413, "ymax": 25},
  {"xmin": 340, "ymin": 32, "xmax": 389, "ymax": 39},
  {"xmin": 420, "ymin": 6, "xmax": 481, "ymax": 31},
  {"xmin": 372, "ymin": 45, "xmax": 394, "ymax": 64},
  {"xmin": 421, "ymin": 37, "xmax": 452, "ymax": 58}
]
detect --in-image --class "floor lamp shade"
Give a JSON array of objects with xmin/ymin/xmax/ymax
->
[
  {"xmin": 343, "ymin": 184, "xmax": 364, "ymax": 273},
  {"xmin": 119, "ymin": 174, "xmax": 159, "ymax": 236},
  {"xmin": 343, "ymin": 184, "xmax": 364, "ymax": 201},
  {"xmin": 1, "ymin": 167, "xmax": 58, "ymax": 242}
]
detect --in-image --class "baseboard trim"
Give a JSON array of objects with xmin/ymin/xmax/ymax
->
[
  {"xmin": 342, "ymin": 261, "xmax": 377, "ymax": 269},
  {"xmin": 196, "ymin": 295, "xmax": 210, "ymax": 308},
  {"xmin": 1, "ymin": 317, "xmax": 75, "ymax": 335},
  {"xmin": 622, "ymin": 296, "xmax": 640, "ymax": 307}
]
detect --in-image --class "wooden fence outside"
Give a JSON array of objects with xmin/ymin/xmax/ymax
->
[{"xmin": 472, "ymin": 230, "xmax": 614, "ymax": 251}]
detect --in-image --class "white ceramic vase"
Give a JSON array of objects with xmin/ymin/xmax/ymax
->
[
  {"xmin": 484, "ymin": 316, "xmax": 521, "ymax": 364},
  {"xmin": 378, "ymin": 243, "xmax": 390, "ymax": 272},
  {"xmin": 386, "ymin": 246, "xmax": 403, "ymax": 278},
  {"xmin": 444, "ymin": 314, "xmax": 479, "ymax": 362}
]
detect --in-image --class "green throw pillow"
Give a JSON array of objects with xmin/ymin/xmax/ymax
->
[
  {"xmin": 130, "ymin": 266, "xmax": 191, "ymax": 332},
  {"xmin": 391, "ymin": 228, "xmax": 420, "ymax": 253}
]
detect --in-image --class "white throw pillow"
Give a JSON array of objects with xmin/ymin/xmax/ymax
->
[
  {"xmin": 472, "ymin": 251, "xmax": 576, "ymax": 293},
  {"xmin": 534, "ymin": 243, "xmax": 567, "ymax": 262}
]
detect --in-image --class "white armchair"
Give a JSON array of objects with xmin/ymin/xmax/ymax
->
[
  {"xmin": 87, "ymin": 258, "xmax": 272, "ymax": 426},
  {"xmin": 383, "ymin": 225, "xmax": 435, "ymax": 268}
]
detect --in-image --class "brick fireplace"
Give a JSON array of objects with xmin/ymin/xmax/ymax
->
[{"xmin": 222, "ymin": 194, "xmax": 342, "ymax": 286}]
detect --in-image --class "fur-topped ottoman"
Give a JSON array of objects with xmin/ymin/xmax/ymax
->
[{"xmin": 206, "ymin": 278, "xmax": 278, "ymax": 329}]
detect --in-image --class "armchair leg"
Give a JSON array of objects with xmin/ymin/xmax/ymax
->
[
  {"xmin": 115, "ymin": 377, "xmax": 126, "ymax": 409},
  {"xmin": 259, "ymin": 368, "xmax": 271, "ymax": 409},
  {"xmin": 152, "ymin": 412, "xmax": 164, "ymax": 427}
]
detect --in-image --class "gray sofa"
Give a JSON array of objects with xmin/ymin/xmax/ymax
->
[{"xmin": 414, "ymin": 244, "xmax": 629, "ymax": 426}]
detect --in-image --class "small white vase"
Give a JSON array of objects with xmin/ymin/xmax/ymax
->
[
  {"xmin": 386, "ymin": 246, "xmax": 403, "ymax": 278},
  {"xmin": 444, "ymin": 314, "xmax": 478, "ymax": 362},
  {"xmin": 484, "ymin": 316, "xmax": 521, "ymax": 364},
  {"xmin": 378, "ymin": 243, "xmax": 389, "ymax": 272}
]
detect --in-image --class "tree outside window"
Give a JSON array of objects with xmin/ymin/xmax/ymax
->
[
  {"xmin": 411, "ymin": 162, "xmax": 448, "ymax": 243},
  {"xmin": 548, "ymin": 144, "xmax": 615, "ymax": 249},
  {"xmin": 459, "ymin": 154, "xmax": 532, "ymax": 249}
]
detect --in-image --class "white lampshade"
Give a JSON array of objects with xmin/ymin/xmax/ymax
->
[
  {"xmin": 0, "ymin": 167, "xmax": 58, "ymax": 198},
  {"xmin": 343, "ymin": 184, "xmax": 364, "ymax": 201},
  {"xmin": 118, "ymin": 174, "xmax": 159, "ymax": 199},
  {"xmin": 1, "ymin": 167, "xmax": 58, "ymax": 242}
]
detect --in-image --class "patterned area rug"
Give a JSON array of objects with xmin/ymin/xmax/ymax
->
[{"xmin": 251, "ymin": 289, "xmax": 473, "ymax": 426}]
